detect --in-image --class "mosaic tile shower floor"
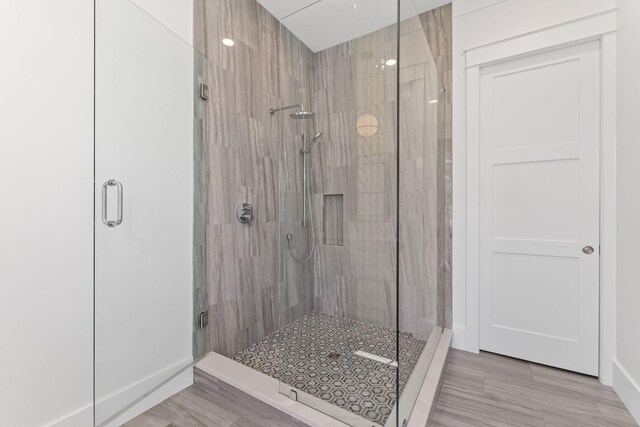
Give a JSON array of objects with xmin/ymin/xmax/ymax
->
[{"xmin": 232, "ymin": 312, "xmax": 426, "ymax": 425}]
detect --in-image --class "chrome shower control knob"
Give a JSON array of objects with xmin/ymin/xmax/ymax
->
[{"xmin": 236, "ymin": 203, "xmax": 254, "ymax": 225}]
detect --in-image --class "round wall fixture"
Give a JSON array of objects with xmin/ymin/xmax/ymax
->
[
  {"xmin": 356, "ymin": 113, "xmax": 379, "ymax": 137},
  {"xmin": 236, "ymin": 203, "xmax": 253, "ymax": 224}
]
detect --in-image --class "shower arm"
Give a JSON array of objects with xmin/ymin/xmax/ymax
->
[{"xmin": 268, "ymin": 104, "xmax": 304, "ymax": 116}]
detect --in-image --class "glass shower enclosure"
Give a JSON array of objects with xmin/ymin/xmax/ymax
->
[
  {"xmin": 218, "ymin": 1, "xmax": 447, "ymax": 426},
  {"xmin": 93, "ymin": 0, "xmax": 446, "ymax": 425}
]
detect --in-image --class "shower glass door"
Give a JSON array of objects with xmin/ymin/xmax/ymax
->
[
  {"xmin": 274, "ymin": 1, "xmax": 402, "ymax": 426},
  {"xmin": 189, "ymin": 0, "xmax": 444, "ymax": 425},
  {"xmin": 94, "ymin": 0, "xmax": 205, "ymax": 425},
  {"xmin": 271, "ymin": 0, "xmax": 446, "ymax": 426}
]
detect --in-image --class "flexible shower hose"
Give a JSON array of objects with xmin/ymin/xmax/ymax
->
[{"xmin": 287, "ymin": 165, "xmax": 315, "ymax": 263}]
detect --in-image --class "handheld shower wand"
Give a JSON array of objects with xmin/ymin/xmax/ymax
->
[
  {"xmin": 302, "ymin": 132, "xmax": 324, "ymax": 154},
  {"xmin": 269, "ymin": 103, "xmax": 323, "ymax": 264},
  {"xmin": 288, "ymin": 132, "xmax": 324, "ymax": 264}
]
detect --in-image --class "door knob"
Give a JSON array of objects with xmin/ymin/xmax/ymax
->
[{"xmin": 583, "ymin": 246, "xmax": 595, "ymax": 255}]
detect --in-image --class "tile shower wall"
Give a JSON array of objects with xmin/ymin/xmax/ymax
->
[
  {"xmin": 310, "ymin": 13, "xmax": 449, "ymax": 339},
  {"xmin": 194, "ymin": 0, "xmax": 315, "ymax": 356},
  {"xmin": 310, "ymin": 24, "xmax": 398, "ymax": 329},
  {"xmin": 195, "ymin": 0, "xmax": 453, "ymax": 355}
]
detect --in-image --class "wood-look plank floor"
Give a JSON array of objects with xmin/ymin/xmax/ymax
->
[
  {"xmin": 125, "ymin": 350, "xmax": 638, "ymax": 427},
  {"xmin": 123, "ymin": 369, "xmax": 307, "ymax": 427},
  {"xmin": 429, "ymin": 349, "xmax": 639, "ymax": 427}
]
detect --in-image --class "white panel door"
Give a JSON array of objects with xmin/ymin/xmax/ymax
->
[{"xmin": 479, "ymin": 41, "xmax": 600, "ymax": 375}]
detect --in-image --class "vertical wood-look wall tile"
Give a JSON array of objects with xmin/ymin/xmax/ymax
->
[
  {"xmin": 197, "ymin": 1, "xmax": 453, "ymax": 355},
  {"xmin": 311, "ymin": 12, "xmax": 450, "ymax": 339},
  {"xmin": 198, "ymin": 0, "xmax": 315, "ymax": 357}
]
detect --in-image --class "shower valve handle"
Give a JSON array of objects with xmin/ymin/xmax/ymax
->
[{"xmin": 236, "ymin": 203, "xmax": 254, "ymax": 225}]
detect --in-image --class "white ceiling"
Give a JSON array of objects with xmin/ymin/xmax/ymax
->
[{"xmin": 257, "ymin": 0, "xmax": 450, "ymax": 52}]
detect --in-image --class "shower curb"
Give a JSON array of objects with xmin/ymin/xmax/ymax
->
[
  {"xmin": 195, "ymin": 329, "xmax": 451, "ymax": 427},
  {"xmin": 408, "ymin": 329, "xmax": 451, "ymax": 427},
  {"xmin": 195, "ymin": 353, "xmax": 348, "ymax": 426}
]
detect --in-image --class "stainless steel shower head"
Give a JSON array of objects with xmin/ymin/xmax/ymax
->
[
  {"xmin": 268, "ymin": 104, "xmax": 316, "ymax": 120},
  {"xmin": 290, "ymin": 111, "xmax": 316, "ymax": 119},
  {"xmin": 312, "ymin": 131, "xmax": 323, "ymax": 142}
]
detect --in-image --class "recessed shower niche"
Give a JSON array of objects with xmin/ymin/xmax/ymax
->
[{"xmin": 322, "ymin": 193, "xmax": 344, "ymax": 246}]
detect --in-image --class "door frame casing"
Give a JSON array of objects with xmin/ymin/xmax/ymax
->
[{"xmin": 453, "ymin": 10, "xmax": 617, "ymax": 384}]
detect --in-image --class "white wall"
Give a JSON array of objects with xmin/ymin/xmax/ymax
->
[
  {"xmin": 0, "ymin": 1, "xmax": 94, "ymax": 426},
  {"xmin": 0, "ymin": 0, "xmax": 194, "ymax": 426},
  {"xmin": 614, "ymin": 0, "xmax": 640, "ymax": 422},
  {"xmin": 452, "ymin": 0, "xmax": 617, "ymax": 382}
]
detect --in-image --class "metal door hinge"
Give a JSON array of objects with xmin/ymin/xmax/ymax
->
[
  {"xmin": 199, "ymin": 311, "xmax": 209, "ymax": 329},
  {"xmin": 200, "ymin": 83, "xmax": 209, "ymax": 101}
]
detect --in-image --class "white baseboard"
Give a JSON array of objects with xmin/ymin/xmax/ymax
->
[
  {"xmin": 451, "ymin": 325, "xmax": 479, "ymax": 353},
  {"xmin": 50, "ymin": 360, "xmax": 193, "ymax": 427},
  {"xmin": 613, "ymin": 360, "xmax": 640, "ymax": 425},
  {"xmin": 451, "ymin": 325, "xmax": 466, "ymax": 350},
  {"xmin": 103, "ymin": 366, "xmax": 192, "ymax": 427},
  {"xmin": 48, "ymin": 404, "xmax": 92, "ymax": 427}
]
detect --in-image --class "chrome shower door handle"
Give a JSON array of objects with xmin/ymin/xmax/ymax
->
[{"xmin": 102, "ymin": 179, "xmax": 123, "ymax": 228}]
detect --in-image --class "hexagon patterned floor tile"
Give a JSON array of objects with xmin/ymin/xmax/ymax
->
[{"xmin": 232, "ymin": 312, "xmax": 426, "ymax": 425}]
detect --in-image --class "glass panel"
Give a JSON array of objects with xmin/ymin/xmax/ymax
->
[
  {"xmin": 94, "ymin": 0, "xmax": 206, "ymax": 424},
  {"xmin": 193, "ymin": 45, "xmax": 210, "ymax": 363},
  {"xmin": 274, "ymin": 3, "xmax": 401, "ymax": 426},
  {"xmin": 396, "ymin": 10, "xmax": 446, "ymax": 423},
  {"xmin": 200, "ymin": 1, "xmax": 447, "ymax": 426}
]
